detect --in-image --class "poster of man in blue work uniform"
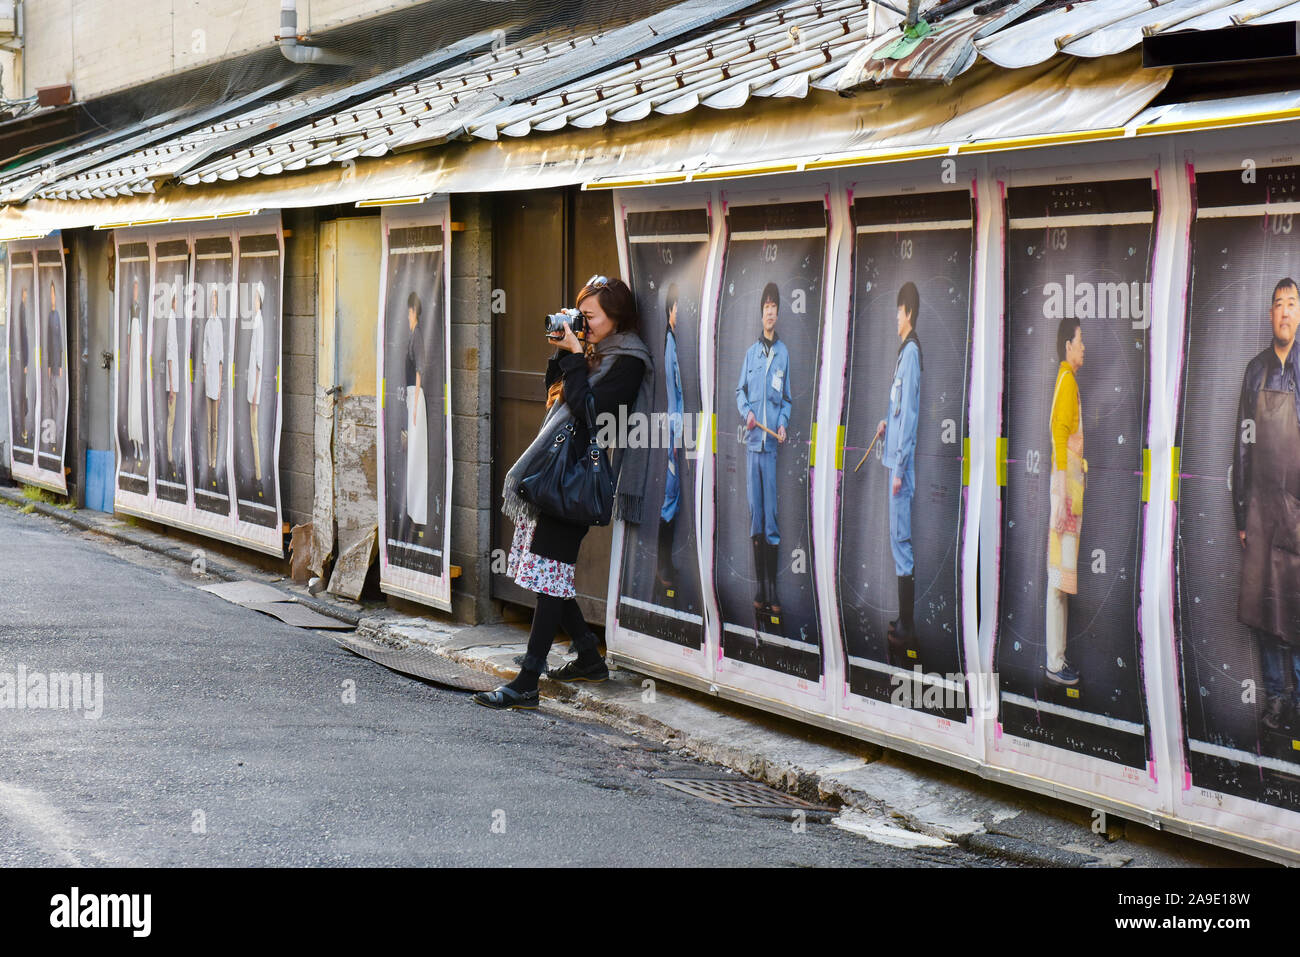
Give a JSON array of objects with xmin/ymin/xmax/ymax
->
[
  {"xmin": 836, "ymin": 188, "xmax": 973, "ymax": 718},
  {"xmin": 875, "ymin": 281, "xmax": 922, "ymax": 663},
  {"xmin": 738, "ymin": 281, "xmax": 792, "ymax": 630},
  {"xmin": 713, "ymin": 198, "xmax": 827, "ymax": 681},
  {"xmin": 1177, "ymin": 162, "xmax": 1300, "ymax": 813}
]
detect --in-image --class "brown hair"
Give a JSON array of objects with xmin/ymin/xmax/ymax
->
[{"xmin": 547, "ymin": 277, "xmax": 639, "ymax": 410}]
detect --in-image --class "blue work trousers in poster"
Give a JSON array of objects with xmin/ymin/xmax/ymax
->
[
  {"xmin": 747, "ymin": 447, "xmax": 779, "ymax": 545},
  {"xmin": 889, "ymin": 466, "xmax": 914, "ymax": 577}
]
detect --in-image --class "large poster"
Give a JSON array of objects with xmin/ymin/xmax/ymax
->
[
  {"xmin": 115, "ymin": 240, "xmax": 152, "ymax": 507},
  {"xmin": 190, "ymin": 234, "xmax": 234, "ymax": 522},
  {"xmin": 994, "ymin": 177, "xmax": 1154, "ymax": 772},
  {"xmin": 713, "ymin": 197, "xmax": 828, "ymax": 681},
  {"xmin": 835, "ymin": 188, "xmax": 974, "ymax": 722},
  {"xmin": 615, "ymin": 205, "xmax": 710, "ymax": 651},
  {"xmin": 1176, "ymin": 163, "xmax": 1300, "ymax": 816},
  {"xmin": 377, "ymin": 200, "xmax": 453, "ymax": 611},
  {"xmin": 232, "ymin": 231, "xmax": 283, "ymax": 534},
  {"xmin": 6, "ymin": 238, "xmax": 68, "ymax": 493},
  {"xmin": 113, "ymin": 217, "xmax": 284, "ymax": 555},
  {"xmin": 151, "ymin": 239, "xmax": 191, "ymax": 507}
]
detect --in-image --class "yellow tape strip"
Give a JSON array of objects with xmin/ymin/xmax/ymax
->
[
  {"xmin": 1141, "ymin": 447, "xmax": 1151, "ymax": 503},
  {"xmin": 711, "ymin": 413, "xmax": 717, "ymax": 455},
  {"xmin": 809, "ymin": 422, "xmax": 817, "ymax": 468},
  {"xmin": 835, "ymin": 424, "xmax": 845, "ymax": 471},
  {"xmin": 996, "ymin": 436, "xmax": 1008, "ymax": 487},
  {"xmin": 1171, "ymin": 447, "xmax": 1181, "ymax": 502},
  {"xmin": 962, "ymin": 436, "xmax": 971, "ymax": 487}
]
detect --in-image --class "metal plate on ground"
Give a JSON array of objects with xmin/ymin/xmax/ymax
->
[
  {"xmin": 199, "ymin": 580, "xmax": 293, "ymax": 605},
  {"xmin": 246, "ymin": 601, "xmax": 355, "ymax": 630},
  {"xmin": 333, "ymin": 634, "xmax": 499, "ymax": 692},
  {"xmin": 656, "ymin": 778, "xmax": 832, "ymax": 811}
]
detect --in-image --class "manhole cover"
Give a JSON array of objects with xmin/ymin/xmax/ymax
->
[
  {"xmin": 334, "ymin": 636, "xmax": 499, "ymax": 692},
  {"xmin": 656, "ymin": 777, "xmax": 832, "ymax": 811}
]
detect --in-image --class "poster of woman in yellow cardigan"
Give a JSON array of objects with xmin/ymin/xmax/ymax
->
[{"xmin": 1046, "ymin": 317, "xmax": 1086, "ymax": 687}]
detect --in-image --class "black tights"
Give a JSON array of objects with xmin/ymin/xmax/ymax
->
[{"xmin": 518, "ymin": 594, "xmax": 600, "ymax": 677}]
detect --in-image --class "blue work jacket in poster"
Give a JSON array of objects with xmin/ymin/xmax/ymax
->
[
  {"xmin": 736, "ymin": 333, "xmax": 791, "ymax": 453},
  {"xmin": 665, "ymin": 328, "xmax": 683, "ymax": 450},
  {"xmin": 882, "ymin": 337, "xmax": 920, "ymax": 485}
]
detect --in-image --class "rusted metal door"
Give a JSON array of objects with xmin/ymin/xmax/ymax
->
[{"xmin": 490, "ymin": 187, "xmax": 620, "ymax": 623}]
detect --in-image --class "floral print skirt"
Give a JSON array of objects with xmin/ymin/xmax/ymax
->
[{"xmin": 507, "ymin": 517, "xmax": 576, "ymax": 598}]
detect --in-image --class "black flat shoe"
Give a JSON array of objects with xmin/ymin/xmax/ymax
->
[
  {"xmin": 472, "ymin": 685, "xmax": 539, "ymax": 710},
  {"xmin": 547, "ymin": 657, "xmax": 609, "ymax": 683}
]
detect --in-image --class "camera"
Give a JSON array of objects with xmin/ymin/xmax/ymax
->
[{"xmin": 544, "ymin": 307, "xmax": 585, "ymax": 337}]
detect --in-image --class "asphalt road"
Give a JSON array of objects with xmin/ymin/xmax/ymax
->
[{"xmin": 0, "ymin": 503, "xmax": 988, "ymax": 867}]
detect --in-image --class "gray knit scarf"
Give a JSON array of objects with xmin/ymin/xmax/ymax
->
[{"xmin": 502, "ymin": 329, "xmax": 655, "ymax": 527}]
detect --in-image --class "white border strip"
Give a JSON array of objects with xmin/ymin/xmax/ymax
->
[
  {"xmin": 847, "ymin": 654, "xmax": 967, "ymax": 693},
  {"xmin": 1002, "ymin": 691, "xmax": 1145, "ymax": 735},
  {"xmin": 627, "ymin": 233, "xmax": 711, "ymax": 243},
  {"xmin": 855, "ymin": 219, "xmax": 973, "ymax": 234},
  {"xmin": 1189, "ymin": 738, "xmax": 1300, "ymax": 777},
  {"xmin": 722, "ymin": 621, "xmax": 818, "ymax": 651},
  {"xmin": 390, "ymin": 244, "xmax": 443, "ymax": 255},
  {"xmin": 1008, "ymin": 212, "xmax": 1153, "ymax": 229},
  {"xmin": 619, "ymin": 595, "xmax": 705, "ymax": 626},
  {"xmin": 730, "ymin": 227, "xmax": 827, "ymax": 240},
  {"xmin": 1196, "ymin": 201, "xmax": 1300, "ymax": 219}
]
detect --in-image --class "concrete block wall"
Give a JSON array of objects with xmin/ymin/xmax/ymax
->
[
  {"xmin": 281, "ymin": 208, "xmax": 317, "ymax": 529},
  {"xmin": 448, "ymin": 194, "xmax": 496, "ymax": 625}
]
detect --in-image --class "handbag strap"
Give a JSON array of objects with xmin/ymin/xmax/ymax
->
[{"xmin": 584, "ymin": 392, "xmax": 600, "ymax": 443}]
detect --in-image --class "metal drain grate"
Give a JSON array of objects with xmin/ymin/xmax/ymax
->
[
  {"xmin": 656, "ymin": 777, "xmax": 832, "ymax": 811},
  {"xmin": 333, "ymin": 635, "xmax": 500, "ymax": 692}
]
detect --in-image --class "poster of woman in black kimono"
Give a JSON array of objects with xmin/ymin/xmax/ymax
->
[
  {"xmin": 115, "ymin": 241, "xmax": 151, "ymax": 499},
  {"xmin": 379, "ymin": 211, "xmax": 449, "ymax": 599}
]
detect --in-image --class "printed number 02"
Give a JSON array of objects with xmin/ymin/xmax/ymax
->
[{"xmin": 1025, "ymin": 449, "xmax": 1041, "ymax": 474}]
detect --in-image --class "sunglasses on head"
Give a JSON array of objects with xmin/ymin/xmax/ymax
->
[{"xmin": 586, "ymin": 274, "xmax": 610, "ymax": 289}]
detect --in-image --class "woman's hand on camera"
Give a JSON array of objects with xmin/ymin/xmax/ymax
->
[{"xmin": 552, "ymin": 321, "xmax": 583, "ymax": 355}]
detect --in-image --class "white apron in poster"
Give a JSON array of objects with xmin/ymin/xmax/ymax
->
[
  {"xmin": 112, "ymin": 215, "xmax": 284, "ymax": 556},
  {"xmin": 990, "ymin": 169, "xmax": 1158, "ymax": 805},
  {"xmin": 610, "ymin": 196, "xmax": 715, "ymax": 672},
  {"xmin": 376, "ymin": 199, "xmax": 453, "ymax": 612},
  {"xmin": 829, "ymin": 180, "xmax": 980, "ymax": 754},
  {"xmin": 6, "ymin": 237, "xmax": 68, "ymax": 493}
]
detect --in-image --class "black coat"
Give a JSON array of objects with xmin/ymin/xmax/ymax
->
[
  {"xmin": 529, "ymin": 348, "xmax": 645, "ymax": 564},
  {"xmin": 1233, "ymin": 345, "xmax": 1300, "ymax": 531}
]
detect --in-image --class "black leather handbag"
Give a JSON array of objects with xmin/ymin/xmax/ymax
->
[{"xmin": 518, "ymin": 393, "xmax": 614, "ymax": 527}]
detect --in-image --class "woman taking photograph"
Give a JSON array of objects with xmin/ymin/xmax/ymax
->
[{"xmin": 474, "ymin": 275, "xmax": 654, "ymax": 710}]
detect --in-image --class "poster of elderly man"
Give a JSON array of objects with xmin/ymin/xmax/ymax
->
[{"xmin": 1176, "ymin": 162, "xmax": 1300, "ymax": 813}]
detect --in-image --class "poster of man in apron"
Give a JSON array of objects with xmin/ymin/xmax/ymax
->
[
  {"xmin": 1233, "ymin": 277, "xmax": 1300, "ymax": 735},
  {"xmin": 1177, "ymin": 163, "xmax": 1300, "ymax": 810}
]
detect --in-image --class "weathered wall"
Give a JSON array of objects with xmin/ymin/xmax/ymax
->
[
  {"xmin": 448, "ymin": 193, "xmax": 495, "ymax": 625},
  {"xmin": 281, "ymin": 207, "xmax": 316, "ymax": 528}
]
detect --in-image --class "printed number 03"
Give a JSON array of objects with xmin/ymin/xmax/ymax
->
[{"xmin": 762, "ymin": 242, "xmax": 779, "ymax": 262}]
